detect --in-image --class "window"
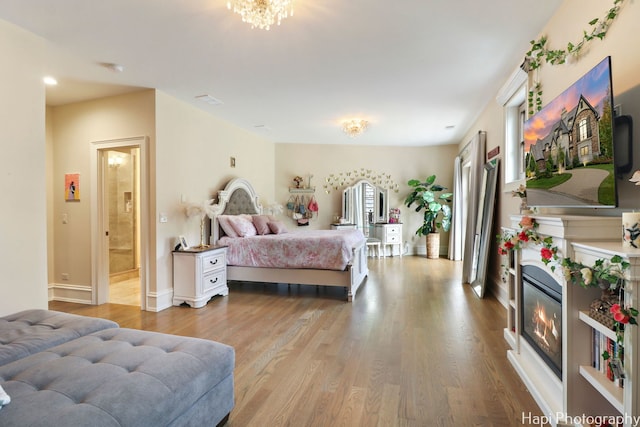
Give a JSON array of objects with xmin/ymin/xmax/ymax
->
[
  {"xmin": 578, "ymin": 117, "xmax": 592, "ymax": 141},
  {"xmin": 579, "ymin": 118, "xmax": 588, "ymax": 141},
  {"xmin": 496, "ymin": 65, "xmax": 528, "ymax": 190},
  {"xmin": 500, "ymin": 80, "xmax": 527, "ymax": 185},
  {"xmin": 518, "ymin": 103, "xmax": 526, "ymax": 177},
  {"xmin": 580, "ymin": 145, "xmax": 590, "ymax": 157}
]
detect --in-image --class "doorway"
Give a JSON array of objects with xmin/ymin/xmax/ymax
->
[
  {"xmin": 105, "ymin": 148, "xmax": 140, "ymax": 305},
  {"xmin": 91, "ymin": 137, "xmax": 148, "ymax": 309}
]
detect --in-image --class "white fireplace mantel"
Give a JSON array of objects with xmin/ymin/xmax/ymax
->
[{"xmin": 503, "ymin": 214, "xmax": 638, "ymax": 426}]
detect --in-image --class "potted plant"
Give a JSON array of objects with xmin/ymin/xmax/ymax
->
[{"xmin": 405, "ymin": 175, "xmax": 453, "ymax": 259}]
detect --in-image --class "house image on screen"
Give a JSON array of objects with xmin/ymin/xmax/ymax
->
[{"xmin": 527, "ymin": 95, "xmax": 605, "ymax": 175}]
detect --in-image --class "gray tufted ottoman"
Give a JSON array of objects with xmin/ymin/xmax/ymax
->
[
  {"xmin": 0, "ymin": 309, "xmax": 119, "ymax": 366},
  {"xmin": 0, "ymin": 327, "xmax": 234, "ymax": 426}
]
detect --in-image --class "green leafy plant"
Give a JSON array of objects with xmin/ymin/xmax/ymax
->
[
  {"xmin": 404, "ymin": 176, "xmax": 453, "ymax": 236},
  {"xmin": 523, "ymin": 0, "xmax": 625, "ymax": 114},
  {"xmin": 525, "ymin": 0, "xmax": 624, "ymax": 72}
]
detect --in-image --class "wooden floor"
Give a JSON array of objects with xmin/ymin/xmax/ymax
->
[
  {"xmin": 109, "ymin": 276, "xmax": 140, "ymax": 306},
  {"xmin": 49, "ymin": 256, "xmax": 545, "ymax": 427}
]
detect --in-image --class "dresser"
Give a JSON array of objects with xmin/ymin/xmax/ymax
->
[
  {"xmin": 374, "ymin": 223, "xmax": 403, "ymax": 257},
  {"xmin": 172, "ymin": 246, "xmax": 228, "ymax": 308}
]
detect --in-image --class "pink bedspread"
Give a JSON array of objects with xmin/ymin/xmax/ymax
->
[{"xmin": 218, "ymin": 229, "xmax": 365, "ymax": 271}]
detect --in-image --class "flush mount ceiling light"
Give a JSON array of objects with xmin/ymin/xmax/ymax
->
[
  {"xmin": 342, "ymin": 119, "xmax": 369, "ymax": 138},
  {"xmin": 227, "ymin": 0, "xmax": 294, "ymax": 30}
]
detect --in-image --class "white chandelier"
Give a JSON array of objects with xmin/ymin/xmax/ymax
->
[
  {"xmin": 227, "ymin": 0, "xmax": 294, "ymax": 30},
  {"xmin": 342, "ymin": 119, "xmax": 369, "ymax": 138}
]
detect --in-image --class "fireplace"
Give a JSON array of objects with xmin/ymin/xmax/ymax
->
[{"xmin": 521, "ymin": 265, "xmax": 563, "ymax": 378}]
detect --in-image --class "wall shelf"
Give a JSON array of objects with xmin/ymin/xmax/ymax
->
[{"xmin": 288, "ymin": 187, "xmax": 315, "ymax": 193}]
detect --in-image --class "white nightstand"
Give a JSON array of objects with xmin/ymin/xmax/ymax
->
[
  {"xmin": 172, "ymin": 246, "xmax": 228, "ymax": 308},
  {"xmin": 374, "ymin": 223, "xmax": 403, "ymax": 257}
]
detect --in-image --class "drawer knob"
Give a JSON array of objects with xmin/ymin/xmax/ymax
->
[{"xmin": 209, "ymin": 259, "xmax": 218, "ymax": 265}]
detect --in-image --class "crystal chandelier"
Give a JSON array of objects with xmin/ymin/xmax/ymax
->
[
  {"xmin": 342, "ymin": 119, "xmax": 369, "ymax": 138},
  {"xmin": 227, "ymin": 0, "xmax": 294, "ymax": 30}
]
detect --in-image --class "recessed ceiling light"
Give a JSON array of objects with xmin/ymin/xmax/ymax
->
[{"xmin": 43, "ymin": 76, "xmax": 58, "ymax": 86}]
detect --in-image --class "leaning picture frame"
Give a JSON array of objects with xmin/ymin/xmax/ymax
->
[{"xmin": 179, "ymin": 236, "xmax": 189, "ymax": 250}]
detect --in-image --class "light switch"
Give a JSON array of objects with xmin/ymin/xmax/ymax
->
[{"xmin": 62, "ymin": 213, "xmax": 68, "ymax": 224}]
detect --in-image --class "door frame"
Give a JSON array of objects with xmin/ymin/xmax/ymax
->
[{"xmin": 90, "ymin": 136, "xmax": 149, "ymax": 309}]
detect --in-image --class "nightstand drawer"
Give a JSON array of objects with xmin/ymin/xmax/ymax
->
[
  {"xmin": 202, "ymin": 252, "xmax": 225, "ymax": 273},
  {"xmin": 202, "ymin": 269, "xmax": 226, "ymax": 294},
  {"xmin": 384, "ymin": 225, "xmax": 402, "ymax": 235},
  {"xmin": 386, "ymin": 234, "xmax": 401, "ymax": 243}
]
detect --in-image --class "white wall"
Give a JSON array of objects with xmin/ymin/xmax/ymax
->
[
  {"xmin": 0, "ymin": 20, "xmax": 48, "ymax": 315},
  {"xmin": 275, "ymin": 143, "xmax": 459, "ymax": 255}
]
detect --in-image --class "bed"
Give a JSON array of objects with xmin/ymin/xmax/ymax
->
[{"xmin": 209, "ymin": 178, "xmax": 368, "ymax": 301}]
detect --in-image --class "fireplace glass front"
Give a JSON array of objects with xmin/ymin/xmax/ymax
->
[{"xmin": 521, "ymin": 265, "xmax": 563, "ymax": 378}]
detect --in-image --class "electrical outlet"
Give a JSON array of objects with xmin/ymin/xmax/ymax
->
[{"xmin": 61, "ymin": 273, "xmax": 69, "ymax": 281}]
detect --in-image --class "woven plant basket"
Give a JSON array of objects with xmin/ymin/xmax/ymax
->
[{"xmin": 589, "ymin": 290, "xmax": 620, "ymax": 330}]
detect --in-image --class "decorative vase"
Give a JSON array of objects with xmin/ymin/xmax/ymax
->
[
  {"xmin": 622, "ymin": 212, "xmax": 640, "ymax": 249},
  {"xmin": 519, "ymin": 198, "xmax": 529, "ymax": 214},
  {"xmin": 426, "ymin": 233, "xmax": 439, "ymax": 259}
]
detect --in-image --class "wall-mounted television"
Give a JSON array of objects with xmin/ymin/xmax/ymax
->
[{"xmin": 524, "ymin": 56, "xmax": 617, "ymax": 208}]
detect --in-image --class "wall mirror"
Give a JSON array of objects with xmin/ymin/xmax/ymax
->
[
  {"xmin": 342, "ymin": 180, "xmax": 388, "ymax": 236},
  {"xmin": 470, "ymin": 158, "xmax": 499, "ymax": 298}
]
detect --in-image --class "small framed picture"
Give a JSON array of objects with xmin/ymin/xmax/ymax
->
[{"xmin": 179, "ymin": 236, "xmax": 189, "ymax": 250}]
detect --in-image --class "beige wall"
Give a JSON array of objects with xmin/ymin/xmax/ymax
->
[
  {"xmin": 154, "ymin": 92, "xmax": 275, "ymax": 308},
  {"xmin": 44, "ymin": 90, "xmax": 275, "ymax": 311},
  {"xmin": 275, "ymin": 143, "xmax": 459, "ymax": 255},
  {"xmin": 48, "ymin": 90, "xmax": 156, "ymax": 304},
  {"xmin": 458, "ymin": 0, "xmax": 640, "ymax": 301},
  {"xmin": 0, "ymin": 20, "xmax": 48, "ymax": 316}
]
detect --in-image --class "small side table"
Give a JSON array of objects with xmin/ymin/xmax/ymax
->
[
  {"xmin": 374, "ymin": 223, "xmax": 403, "ymax": 257},
  {"xmin": 172, "ymin": 246, "xmax": 228, "ymax": 308}
]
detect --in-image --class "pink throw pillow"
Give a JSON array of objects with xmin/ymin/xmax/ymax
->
[
  {"xmin": 228, "ymin": 215, "xmax": 257, "ymax": 237},
  {"xmin": 268, "ymin": 221, "xmax": 288, "ymax": 234},
  {"xmin": 217, "ymin": 215, "xmax": 238, "ymax": 238},
  {"xmin": 252, "ymin": 215, "xmax": 272, "ymax": 235}
]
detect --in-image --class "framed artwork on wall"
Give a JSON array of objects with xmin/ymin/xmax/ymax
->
[{"xmin": 65, "ymin": 173, "xmax": 80, "ymax": 201}]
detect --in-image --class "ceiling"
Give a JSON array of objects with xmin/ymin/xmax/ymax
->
[{"xmin": 0, "ymin": 0, "xmax": 562, "ymax": 146}]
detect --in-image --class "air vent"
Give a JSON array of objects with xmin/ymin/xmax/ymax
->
[{"xmin": 195, "ymin": 94, "xmax": 223, "ymax": 105}]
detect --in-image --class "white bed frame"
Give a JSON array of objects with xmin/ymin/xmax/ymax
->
[{"xmin": 209, "ymin": 178, "xmax": 368, "ymax": 301}]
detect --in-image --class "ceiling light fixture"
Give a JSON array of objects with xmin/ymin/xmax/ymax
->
[
  {"xmin": 43, "ymin": 76, "xmax": 58, "ymax": 86},
  {"xmin": 227, "ymin": 0, "xmax": 294, "ymax": 30},
  {"xmin": 342, "ymin": 119, "xmax": 369, "ymax": 138}
]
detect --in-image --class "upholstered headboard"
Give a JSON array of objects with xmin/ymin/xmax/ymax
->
[{"xmin": 210, "ymin": 178, "xmax": 263, "ymax": 244}]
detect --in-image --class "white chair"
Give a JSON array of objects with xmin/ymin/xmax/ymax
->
[{"xmin": 365, "ymin": 237, "xmax": 381, "ymax": 258}]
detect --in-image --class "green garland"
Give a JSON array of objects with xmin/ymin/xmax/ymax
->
[
  {"xmin": 498, "ymin": 216, "xmax": 637, "ymax": 371},
  {"xmin": 523, "ymin": 0, "xmax": 625, "ymax": 115}
]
